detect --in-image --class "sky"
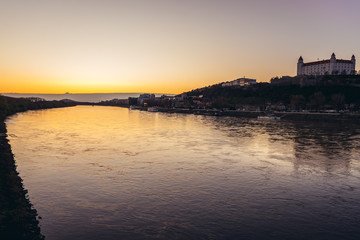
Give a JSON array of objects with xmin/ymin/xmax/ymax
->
[{"xmin": 1, "ymin": 0, "xmax": 360, "ymax": 94}]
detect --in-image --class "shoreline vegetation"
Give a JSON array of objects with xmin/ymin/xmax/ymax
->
[
  {"xmin": 98, "ymin": 81, "xmax": 360, "ymax": 121},
  {"xmin": 0, "ymin": 96, "xmax": 76, "ymax": 240}
]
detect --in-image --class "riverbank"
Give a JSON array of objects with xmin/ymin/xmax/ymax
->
[
  {"xmin": 128, "ymin": 106, "xmax": 360, "ymax": 121},
  {"xmin": 0, "ymin": 121, "xmax": 44, "ymax": 240},
  {"xmin": 0, "ymin": 96, "xmax": 77, "ymax": 240}
]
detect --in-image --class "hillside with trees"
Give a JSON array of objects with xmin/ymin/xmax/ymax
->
[{"xmin": 185, "ymin": 83, "xmax": 360, "ymax": 111}]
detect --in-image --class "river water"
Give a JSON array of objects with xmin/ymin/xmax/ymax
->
[{"xmin": 6, "ymin": 106, "xmax": 360, "ymax": 240}]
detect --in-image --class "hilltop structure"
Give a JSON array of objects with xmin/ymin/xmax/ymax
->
[
  {"xmin": 297, "ymin": 53, "xmax": 355, "ymax": 76},
  {"xmin": 222, "ymin": 78, "xmax": 256, "ymax": 87}
]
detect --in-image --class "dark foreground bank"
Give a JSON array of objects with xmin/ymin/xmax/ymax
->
[
  {"xmin": 0, "ymin": 121, "xmax": 44, "ymax": 240},
  {"xmin": 0, "ymin": 96, "xmax": 76, "ymax": 239}
]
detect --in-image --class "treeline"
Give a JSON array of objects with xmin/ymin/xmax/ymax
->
[
  {"xmin": 0, "ymin": 96, "xmax": 76, "ymax": 120},
  {"xmin": 186, "ymin": 83, "xmax": 360, "ymax": 111}
]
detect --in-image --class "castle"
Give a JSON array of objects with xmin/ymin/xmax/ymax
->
[{"xmin": 297, "ymin": 53, "xmax": 356, "ymax": 76}]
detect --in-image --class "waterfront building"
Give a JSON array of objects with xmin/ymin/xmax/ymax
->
[
  {"xmin": 222, "ymin": 78, "xmax": 256, "ymax": 87},
  {"xmin": 297, "ymin": 53, "xmax": 356, "ymax": 76},
  {"xmin": 138, "ymin": 93, "xmax": 155, "ymax": 105}
]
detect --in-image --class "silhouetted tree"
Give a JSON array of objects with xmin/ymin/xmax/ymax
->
[
  {"xmin": 331, "ymin": 93, "xmax": 345, "ymax": 111},
  {"xmin": 309, "ymin": 92, "xmax": 326, "ymax": 110},
  {"xmin": 290, "ymin": 95, "xmax": 306, "ymax": 110}
]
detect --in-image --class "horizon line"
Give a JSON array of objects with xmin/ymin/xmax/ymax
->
[{"xmin": 1, "ymin": 92, "xmax": 178, "ymax": 95}]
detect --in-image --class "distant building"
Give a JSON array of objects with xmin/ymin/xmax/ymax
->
[
  {"xmin": 26, "ymin": 97, "xmax": 45, "ymax": 102},
  {"xmin": 297, "ymin": 53, "xmax": 356, "ymax": 76},
  {"xmin": 138, "ymin": 93, "xmax": 155, "ymax": 105},
  {"xmin": 111, "ymin": 99, "xmax": 129, "ymax": 105},
  {"xmin": 174, "ymin": 93, "xmax": 187, "ymax": 108},
  {"xmin": 222, "ymin": 78, "xmax": 256, "ymax": 87},
  {"xmin": 175, "ymin": 93, "xmax": 187, "ymax": 101}
]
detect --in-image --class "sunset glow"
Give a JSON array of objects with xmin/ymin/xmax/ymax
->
[{"xmin": 1, "ymin": 0, "xmax": 360, "ymax": 94}]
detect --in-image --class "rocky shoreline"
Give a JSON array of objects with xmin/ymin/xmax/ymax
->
[{"xmin": 0, "ymin": 121, "xmax": 44, "ymax": 240}]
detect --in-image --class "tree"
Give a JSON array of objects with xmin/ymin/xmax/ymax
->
[
  {"xmin": 331, "ymin": 93, "xmax": 345, "ymax": 111},
  {"xmin": 290, "ymin": 95, "xmax": 305, "ymax": 110},
  {"xmin": 309, "ymin": 92, "xmax": 326, "ymax": 110},
  {"xmin": 0, "ymin": 96, "xmax": 9, "ymax": 119}
]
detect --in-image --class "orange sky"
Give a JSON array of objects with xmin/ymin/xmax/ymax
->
[{"xmin": 1, "ymin": 0, "xmax": 360, "ymax": 94}]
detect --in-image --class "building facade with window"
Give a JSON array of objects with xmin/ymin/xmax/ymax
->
[
  {"xmin": 221, "ymin": 78, "xmax": 256, "ymax": 87},
  {"xmin": 297, "ymin": 53, "xmax": 355, "ymax": 76}
]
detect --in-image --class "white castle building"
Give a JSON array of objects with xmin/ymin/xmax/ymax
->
[{"xmin": 297, "ymin": 53, "xmax": 355, "ymax": 76}]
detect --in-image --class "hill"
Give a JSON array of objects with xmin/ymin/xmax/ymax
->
[{"xmin": 185, "ymin": 83, "xmax": 360, "ymax": 111}]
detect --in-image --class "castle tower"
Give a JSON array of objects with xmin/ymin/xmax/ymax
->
[
  {"xmin": 351, "ymin": 55, "xmax": 356, "ymax": 74},
  {"xmin": 330, "ymin": 53, "xmax": 336, "ymax": 74},
  {"xmin": 297, "ymin": 56, "xmax": 304, "ymax": 75},
  {"xmin": 330, "ymin": 53, "xmax": 336, "ymax": 61}
]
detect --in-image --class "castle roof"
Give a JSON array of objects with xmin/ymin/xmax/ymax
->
[
  {"xmin": 303, "ymin": 60, "xmax": 330, "ymax": 66},
  {"xmin": 303, "ymin": 59, "xmax": 352, "ymax": 66},
  {"xmin": 337, "ymin": 59, "xmax": 353, "ymax": 64}
]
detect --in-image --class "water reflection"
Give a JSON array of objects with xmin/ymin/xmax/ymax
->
[
  {"xmin": 290, "ymin": 122, "xmax": 359, "ymax": 174},
  {"xmin": 6, "ymin": 106, "xmax": 360, "ymax": 240},
  {"xmin": 210, "ymin": 117, "xmax": 360, "ymax": 174}
]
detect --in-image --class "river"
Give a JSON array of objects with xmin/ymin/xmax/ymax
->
[{"xmin": 6, "ymin": 106, "xmax": 360, "ymax": 240}]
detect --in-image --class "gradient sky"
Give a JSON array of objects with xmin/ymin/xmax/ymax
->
[{"xmin": 1, "ymin": 0, "xmax": 360, "ymax": 94}]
